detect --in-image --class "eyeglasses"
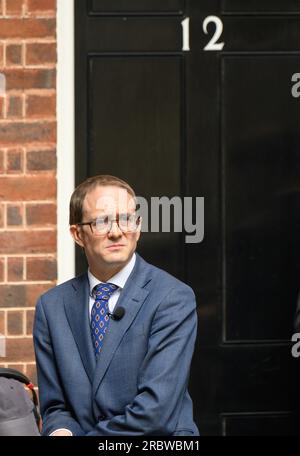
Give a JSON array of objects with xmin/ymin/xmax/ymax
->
[{"xmin": 76, "ymin": 213, "xmax": 141, "ymax": 236}]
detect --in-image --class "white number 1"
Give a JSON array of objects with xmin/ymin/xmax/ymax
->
[{"xmin": 181, "ymin": 17, "xmax": 190, "ymax": 51}]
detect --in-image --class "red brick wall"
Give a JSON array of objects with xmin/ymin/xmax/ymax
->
[{"xmin": 0, "ymin": 0, "xmax": 57, "ymax": 386}]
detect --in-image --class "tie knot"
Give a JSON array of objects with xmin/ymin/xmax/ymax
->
[{"xmin": 94, "ymin": 282, "xmax": 118, "ymax": 300}]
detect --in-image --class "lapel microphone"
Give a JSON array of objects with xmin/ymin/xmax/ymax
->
[{"xmin": 108, "ymin": 307, "xmax": 125, "ymax": 321}]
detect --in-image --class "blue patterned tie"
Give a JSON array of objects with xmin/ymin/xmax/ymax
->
[{"xmin": 91, "ymin": 282, "xmax": 118, "ymax": 356}]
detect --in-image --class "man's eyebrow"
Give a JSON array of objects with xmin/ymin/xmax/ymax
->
[
  {"xmin": 87, "ymin": 212, "xmax": 129, "ymax": 220},
  {"xmin": 95, "ymin": 211, "xmax": 132, "ymax": 215}
]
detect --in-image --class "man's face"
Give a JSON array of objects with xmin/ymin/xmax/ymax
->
[{"xmin": 70, "ymin": 185, "xmax": 141, "ymax": 277}]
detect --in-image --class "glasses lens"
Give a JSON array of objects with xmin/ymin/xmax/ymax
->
[
  {"xmin": 119, "ymin": 214, "xmax": 139, "ymax": 232},
  {"xmin": 95, "ymin": 216, "xmax": 110, "ymax": 234}
]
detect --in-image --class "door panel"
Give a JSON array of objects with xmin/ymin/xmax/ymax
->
[
  {"xmin": 223, "ymin": 55, "xmax": 300, "ymax": 342},
  {"xmin": 85, "ymin": 17, "xmax": 181, "ymax": 52},
  {"xmin": 222, "ymin": 0, "xmax": 300, "ymax": 13},
  {"xmin": 89, "ymin": 56, "xmax": 181, "ymax": 191},
  {"xmin": 90, "ymin": 0, "xmax": 184, "ymax": 15}
]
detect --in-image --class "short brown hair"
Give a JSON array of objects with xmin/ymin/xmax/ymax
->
[{"xmin": 69, "ymin": 175, "xmax": 136, "ymax": 225}]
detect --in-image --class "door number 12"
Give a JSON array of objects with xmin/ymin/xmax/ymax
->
[{"xmin": 181, "ymin": 16, "xmax": 225, "ymax": 51}]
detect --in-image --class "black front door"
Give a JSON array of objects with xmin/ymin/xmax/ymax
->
[{"xmin": 75, "ymin": 0, "xmax": 300, "ymax": 435}]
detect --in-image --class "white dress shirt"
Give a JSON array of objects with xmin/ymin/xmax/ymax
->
[{"xmin": 50, "ymin": 253, "xmax": 136, "ymax": 436}]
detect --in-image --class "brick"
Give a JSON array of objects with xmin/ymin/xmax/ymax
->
[
  {"xmin": 6, "ymin": 0, "xmax": 25, "ymax": 16},
  {"xmin": 27, "ymin": 257, "xmax": 56, "ymax": 281},
  {"xmin": 26, "ymin": 309, "xmax": 34, "ymax": 335},
  {"xmin": 0, "ymin": 257, "xmax": 4, "ymax": 282},
  {"xmin": 7, "ymin": 256, "xmax": 23, "ymax": 281},
  {"xmin": 6, "ymin": 44, "xmax": 23, "ymax": 66},
  {"xmin": 7, "ymin": 310, "xmax": 23, "ymax": 335},
  {"xmin": 0, "ymin": 175, "xmax": 56, "ymax": 200},
  {"xmin": 26, "ymin": 94, "xmax": 55, "ymax": 118},
  {"xmin": 7, "ymin": 97, "xmax": 20, "ymax": 117},
  {"xmin": 0, "ymin": 150, "xmax": 4, "ymax": 173},
  {"xmin": 26, "ymin": 42, "xmax": 56, "ymax": 65},
  {"xmin": 0, "ymin": 96, "xmax": 4, "ymax": 118},
  {"xmin": 0, "ymin": 230, "xmax": 56, "ymax": 254},
  {"xmin": 7, "ymin": 204, "xmax": 23, "ymax": 225},
  {"xmin": 0, "ymin": 285, "xmax": 26, "ymax": 307},
  {"xmin": 26, "ymin": 203, "xmax": 56, "ymax": 226},
  {"xmin": 0, "ymin": 121, "xmax": 56, "ymax": 145},
  {"xmin": 6, "ymin": 148, "xmax": 23, "ymax": 172},
  {"xmin": 0, "ymin": 203, "xmax": 4, "ymax": 227},
  {"xmin": 25, "ymin": 363, "xmax": 37, "ymax": 386},
  {"xmin": 7, "ymin": 95, "xmax": 23, "ymax": 118},
  {"xmin": 0, "ymin": 19, "xmax": 55, "ymax": 39},
  {"xmin": 27, "ymin": 0, "xmax": 56, "ymax": 13},
  {"xmin": 4, "ymin": 338, "xmax": 34, "ymax": 362},
  {"xmin": 26, "ymin": 149, "xmax": 56, "ymax": 171},
  {"xmin": 27, "ymin": 283, "xmax": 54, "ymax": 306},
  {"xmin": 0, "ymin": 283, "xmax": 55, "ymax": 308},
  {"xmin": 0, "ymin": 310, "xmax": 5, "ymax": 333},
  {"xmin": 0, "ymin": 43, "xmax": 4, "ymax": 67},
  {"xmin": 4, "ymin": 68, "xmax": 55, "ymax": 90}
]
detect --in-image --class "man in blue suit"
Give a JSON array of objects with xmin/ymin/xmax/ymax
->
[{"xmin": 33, "ymin": 175, "xmax": 199, "ymax": 436}]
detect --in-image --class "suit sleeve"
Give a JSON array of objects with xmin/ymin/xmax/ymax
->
[
  {"xmin": 86, "ymin": 285, "xmax": 198, "ymax": 436},
  {"xmin": 33, "ymin": 297, "xmax": 85, "ymax": 436}
]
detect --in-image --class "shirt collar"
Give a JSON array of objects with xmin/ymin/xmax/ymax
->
[{"xmin": 88, "ymin": 253, "xmax": 136, "ymax": 296}]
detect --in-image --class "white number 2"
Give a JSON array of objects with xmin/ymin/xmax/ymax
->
[{"xmin": 203, "ymin": 16, "xmax": 225, "ymax": 51}]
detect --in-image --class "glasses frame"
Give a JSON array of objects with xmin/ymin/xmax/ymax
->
[{"xmin": 76, "ymin": 213, "xmax": 141, "ymax": 236}]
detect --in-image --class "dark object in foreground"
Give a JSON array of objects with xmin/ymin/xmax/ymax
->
[{"xmin": 0, "ymin": 368, "xmax": 41, "ymax": 436}]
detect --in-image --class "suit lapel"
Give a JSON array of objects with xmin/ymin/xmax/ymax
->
[
  {"xmin": 64, "ymin": 274, "xmax": 96, "ymax": 383},
  {"xmin": 92, "ymin": 254, "xmax": 151, "ymax": 396}
]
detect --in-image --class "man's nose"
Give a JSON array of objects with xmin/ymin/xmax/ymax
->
[{"xmin": 107, "ymin": 220, "xmax": 122, "ymax": 238}]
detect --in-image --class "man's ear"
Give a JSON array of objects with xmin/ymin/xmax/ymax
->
[
  {"xmin": 137, "ymin": 216, "xmax": 142, "ymax": 231},
  {"xmin": 135, "ymin": 216, "xmax": 142, "ymax": 241},
  {"xmin": 70, "ymin": 225, "xmax": 85, "ymax": 248}
]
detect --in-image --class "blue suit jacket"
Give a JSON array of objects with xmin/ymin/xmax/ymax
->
[{"xmin": 33, "ymin": 253, "xmax": 199, "ymax": 436}]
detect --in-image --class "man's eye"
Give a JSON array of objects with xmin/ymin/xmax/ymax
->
[
  {"xmin": 119, "ymin": 214, "xmax": 130, "ymax": 222},
  {"xmin": 96, "ymin": 216, "xmax": 109, "ymax": 225}
]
